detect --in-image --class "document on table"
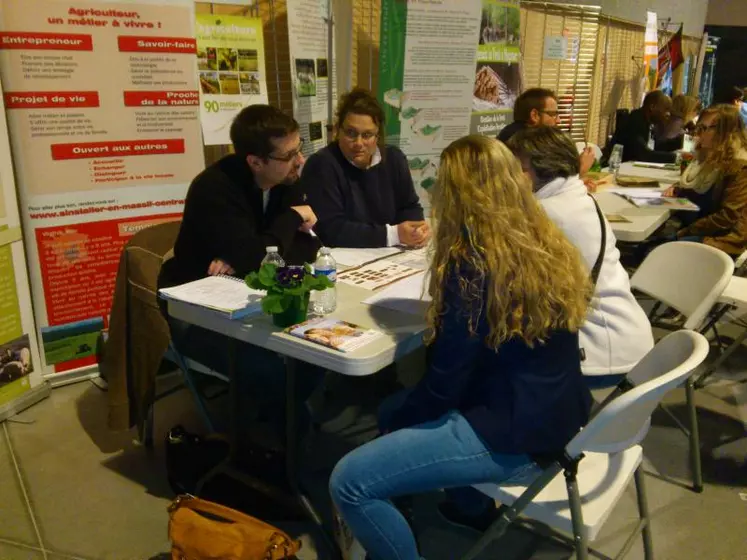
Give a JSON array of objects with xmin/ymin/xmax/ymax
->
[
  {"xmin": 387, "ymin": 247, "xmax": 429, "ymax": 270},
  {"xmin": 607, "ymin": 187, "xmax": 663, "ymax": 199},
  {"xmin": 329, "ymin": 247, "xmax": 403, "ymax": 268},
  {"xmin": 158, "ymin": 275, "xmax": 264, "ymax": 319},
  {"xmin": 362, "ymin": 271, "xmax": 431, "ymax": 316},
  {"xmin": 337, "ymin": 260, "xmax": 421, "ymax": 290}
]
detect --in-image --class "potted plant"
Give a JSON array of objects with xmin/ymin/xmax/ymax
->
[{"xmin": 246, "ymin": 263, "xmax": 333, "ymax": 328}]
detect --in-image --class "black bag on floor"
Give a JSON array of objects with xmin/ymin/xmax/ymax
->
[{"xmin": 165, "ymin": 425, "xmax": 230, "ymax": 495}]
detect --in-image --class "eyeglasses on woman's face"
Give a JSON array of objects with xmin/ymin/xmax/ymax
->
[
  {"xmin": 693, "ymin": 123, "xmax": 717, "ymax": 135},
  {"xmin": 341, "ymin": 127, "xmax": 378, "ymax": 142}
]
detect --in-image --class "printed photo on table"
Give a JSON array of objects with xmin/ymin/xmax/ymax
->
[
  {"xmin": 479, "ymin": 3, "xmax": 520, "ymax": 46},
  {"xmin": 200, "ymin": 72, "xmax": 220, "ymax": 95},
  {"xmin": 238, "ymin": 49, "xmax": 259, "ymax": 72},
  {"xmin": 196, "ymin": 47, "xmax": 211, "ymax": 71},
  {"xmin": 0, "ymin": 334, "xmax": 33, "ymax": 388},
  {"xmin": 205, "ymin": 47, "xmax": 218, "ymax": 71},
  {"xmin": 295, "ymin": 59, "xmax": 317, "ymax": 98},
  {"xmin": 473, "ymin": 62, "xmax": 520, "ymax": 110}
]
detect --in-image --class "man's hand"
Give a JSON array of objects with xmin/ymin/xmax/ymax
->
[
  {"xmin": 291, "ymin": 205, "xmax": 318, "ymax": 232},
  {"xmin": 663, "ymin": 185, "xmax": 678, "ymax": 197},
  {"xmin": 208, "ymin": 259, "xmax": 235, "ymax": 276},
  {"xmin": 579, "ymin": 146, "xmax": 595, "ymax": 176},
  {"xmin": 398, "ymin": 220, "xmax": 430, "ymax": 248}
]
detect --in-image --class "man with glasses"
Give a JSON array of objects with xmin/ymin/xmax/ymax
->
[
  {"xmin": 158, "ymin": 105, "xmax": 323, "ymax": 445},
  {"xmin": 498, "ymin": 88, "xmax": 595, "ymax": 175},
  {"xmin": 303, "ymin": 88, "xmax": 428, "ymax": 249}
]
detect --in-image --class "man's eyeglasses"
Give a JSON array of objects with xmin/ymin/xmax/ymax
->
[
  {"xmin": 693, "ymin": 124, "xmax": 717, "ymax": 135},
  {"xmin": 267, "ymin": 139, "xmax": 305, "ymax": 162},
  {"xmin": 342, "ymin": 128, "xmax": 378, "ymax": 142},
  {"xmin": 539, "ymin": 110, "xmax": 560, "ymax": 118}
]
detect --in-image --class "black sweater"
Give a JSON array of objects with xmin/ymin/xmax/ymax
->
[
  {"xmin": 302, "ymin": 142, "xmax": 424, "ymax": 248},
  {"xmin": 159, "ymin": 154, "xmax": 320, "ymax": 289},
  {"xmin": 604, "ymin": 108, "xmax": 677, "ymax": 164}
]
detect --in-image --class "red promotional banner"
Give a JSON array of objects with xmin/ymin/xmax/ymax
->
[
  {"xmin": 0, "ymin": 31, "xmax": 94, "ymax": 51},
  {"xmin": 0, "ymin": 0, "xmax": 203, "ymax": 378},
  {"xmin": 50, "ymin": 139, "xmax": 185, "ymax": 160},
  {"xmin": 123, "ymin": 90, "xmax": 199, "ymax": 107},
  {"xmin": 4, "ymin": 91, "xmax": 100, "ymax": 109},
  {"xmin": 117, "ymin": 35, "xmax": 196, "ymax": 53}
]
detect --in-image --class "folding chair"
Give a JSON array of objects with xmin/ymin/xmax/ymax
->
[
  {"xmin": 629, "ymin": 241, "xmax": 733, "ymax": 491},
  {"xmin": 139, "ymin": 341, "xmax": 229, "ymax": 448},
  {"xmin": 462, "ymin": 330, "xmax": 710, "ymax": 560}
]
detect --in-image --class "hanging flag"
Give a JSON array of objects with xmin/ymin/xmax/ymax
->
[
  {"xmin": 669, "ymin": 24, "xmax": 684, "ymax": 69},
  {"xmin": 642, "ymin": 11, "xmax": 658, "ymax": 100}
]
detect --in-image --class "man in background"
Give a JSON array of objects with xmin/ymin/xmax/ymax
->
[
  {"xmin": 498, "ymin": 88, "xmax": 596, "ymax": 174},
  {"xmin": 603, "ymin": 90, "xmax": 676, "ymax": 164}
]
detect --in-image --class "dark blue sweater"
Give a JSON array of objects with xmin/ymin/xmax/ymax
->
[
  {"xmin": 302, "ymin": 142, "xmax": 424, "ymax": 248},
  {"xmin": 387, "ymin": 266, "xmax": 592, "ymax": 456}
]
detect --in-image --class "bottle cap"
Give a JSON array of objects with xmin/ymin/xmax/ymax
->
[{"xmin": 266, "ymin": 246, "xmax": 278, "ymax": 253}]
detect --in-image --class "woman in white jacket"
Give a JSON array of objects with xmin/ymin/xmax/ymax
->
[{"xmin": 508, "ymin": 127, "xmax": 654, "ymax": 380}]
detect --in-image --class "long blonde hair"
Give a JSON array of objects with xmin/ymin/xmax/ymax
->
[
  {"xmin": 427, "ymin": 135, "xmax": 591, "ymax": 349},
  {"xmin": 698, "ymin": 104, "xmax": 747, "ymax": 171}
]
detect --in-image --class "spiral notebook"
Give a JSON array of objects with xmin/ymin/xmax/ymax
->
[{"xmin": 158, "ymin": 275, "xmax": 264, "ymax": 320}]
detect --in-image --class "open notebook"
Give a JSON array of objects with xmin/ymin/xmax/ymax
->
[{"xmin": 158, "ymin": 275, "xmax": 264, "ymax": 320}]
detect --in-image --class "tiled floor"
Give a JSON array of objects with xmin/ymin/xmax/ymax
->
[{"xmin": 1, "ymin": 342, "xmax": 746, "ymax": 560}]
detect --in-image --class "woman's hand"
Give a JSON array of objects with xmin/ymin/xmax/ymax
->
[{"xmin": 663, "ymin": 185, "xmax": 678, "ymax": 197}]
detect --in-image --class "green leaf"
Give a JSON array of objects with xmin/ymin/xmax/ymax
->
[
  {"xmin": 285, "ymin": 286, "xmax": 307, "ymax": 296},
  {"xmin": 261, "ymin": 294, "xmax": 285, "ymax": 314},
  {"xmin": 257, "ymin": 264, "xmax": 277, "ymax": 287}
]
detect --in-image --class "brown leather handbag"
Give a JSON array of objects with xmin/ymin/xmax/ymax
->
[{"xmin": 168, "ymin": 495, "xmax": 300, "ymax": 560}]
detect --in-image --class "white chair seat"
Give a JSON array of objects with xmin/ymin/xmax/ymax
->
[
  {"xmin": 717, "ymin": 276, "xmax": 747, "ymax": 308},
  {"xmin": 473, "ymin": 446, "xmax": 643, "ymax": 541}
]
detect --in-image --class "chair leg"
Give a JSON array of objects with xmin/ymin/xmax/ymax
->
[
  {"xmin": 566, "ymin": 477, "xmax": 589, "ymax": 560},
  {"xmin": 633, "ymin": 467, "xmax": 654, "ymax": 560},
  {"xmin": 685, "ymin": 379, "xmax": 704, "ymax": 492},
  {"xmin": 144, "ymin": 404, "xmax": 154, "ymax": 448}
]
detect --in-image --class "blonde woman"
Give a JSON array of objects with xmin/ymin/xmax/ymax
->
[
  {"xmin": 330, "ymin": 136, "xmax": 593, "ymax": 559},
  {"xmin": 664, "ymin": 104, "xmax": 747, "ymax": 256}
]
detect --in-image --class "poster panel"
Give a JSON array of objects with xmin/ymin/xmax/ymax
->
[
  {"xmin": 0, "ymin": 0, "xmax": 204, "ymax": 377},
  {"xmin": 379, "ymin": 0, "xmax": 482, "ymax": 213},
  {"xmin": 286, "ymin": 0, "xmax": 336, "ymax": 156},
  {"xmin": 196, "ymin": 14, "xmax": 268, "ymax": 145},
  {"xmin": 471, "ymin": 0, "xmax": 520, "ymax": 137},
  {"xmin": 0, "ymin": 80, "xmax": 44, "ymax": 408}
]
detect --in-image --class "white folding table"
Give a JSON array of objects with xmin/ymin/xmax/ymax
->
[
  {"xmin": 592, "ymin": 191, "xmax": 671, "ymax": 243},
  {"xmin": 167, "ymin": 281, "xmax": 427, "ymax": 540}
]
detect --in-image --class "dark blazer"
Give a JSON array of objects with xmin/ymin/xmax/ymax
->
[
  {"xmin": 159, "ymin": 154, "xmax": 320, "ymax": 289},
  {"xmin": 302, "ymin": 142, "xmax": 424, "ymax": 248},
  {"xmin": 385, "ymin": 263, "xmax": 592, "ymax": 456},
  {"xmin": 604, "ymin": 108, "xmax": 677, "ymax": 164}
]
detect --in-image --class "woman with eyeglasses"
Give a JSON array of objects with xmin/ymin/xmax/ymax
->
[
  {"xmin": 330, "ymin": 136, "xmax": 593, "ymax": 559},
  {"xmin": 303, "ymin": 88, "xmax": 429, "ymax": 249},
  {"xmin": 663, "ymin": 104, "xmax": 747, "ymax": 257}
]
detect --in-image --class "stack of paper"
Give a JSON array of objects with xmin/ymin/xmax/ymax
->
[
  {"xmin": 158, "ymin": 275, "xmax": 264, "ymax": 319},
  {"xmin": 329, "ymin": 247, "xmax": 403, "ymax": 268}
]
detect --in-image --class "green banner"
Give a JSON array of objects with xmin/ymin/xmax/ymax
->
[{"xmin": 377, "ymin": 0, "xmax": 407, "ymax": 144}]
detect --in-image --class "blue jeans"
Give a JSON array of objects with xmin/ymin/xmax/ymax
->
[{"xmin": 329, "ymin": 390, "xmax": 540, "ymax": 560}]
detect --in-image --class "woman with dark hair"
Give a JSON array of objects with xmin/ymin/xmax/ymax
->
[
  {"xmin": 664, "ymin": 104, "xmax": 747, "ymax": 256},
  {"xmin": 302, "ymin": 88, "xmax": 428, "ymax": 248}
]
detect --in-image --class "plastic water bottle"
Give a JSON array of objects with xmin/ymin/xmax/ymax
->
[
  {"xmin": 608, "ymin": 144, "xmax": 624, "ymax": 178},
  {"xmin": 312, "ymin": 247, "xmax": 337, "ymax": 315},
  {"xmin": 261, "ymin": 246, "xmax": 285, "ymax": 268}
]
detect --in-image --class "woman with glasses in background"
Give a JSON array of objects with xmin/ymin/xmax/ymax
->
[
  {"xmin": 303, "ymin": 88, "xmax": 429, "ymax": 249},
  {"xmin": 663, "ymin": 104, "xmax": 747, "ymax": 257}
]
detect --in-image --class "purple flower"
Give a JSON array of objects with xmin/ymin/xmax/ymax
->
[{"xmin": 276, "ymin": 265, "xmax": 306, "ymax": 288}]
